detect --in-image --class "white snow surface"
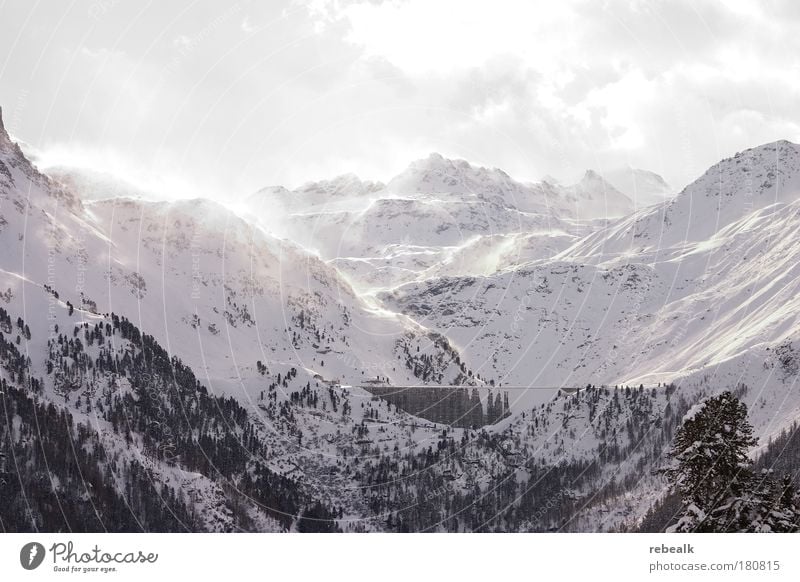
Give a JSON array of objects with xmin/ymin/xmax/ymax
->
[{"xmin": 5, "ymin": 103, "xmax": 800, "ymax": 530}]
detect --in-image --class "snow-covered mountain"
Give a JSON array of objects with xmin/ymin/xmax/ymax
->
[
  {"xmin": 361, "ymin": 139, "xmax": 800, "ymax": 530},
  {"xmin": 251, "ymin": 173, "xmax": 384, "ymax": 217},
  {"xmin": 382, "ymin": 139, "xmax": 800, "ymax": 431},
  {"xmin": 1, "ymin": 116, "xmax": 472, "ymax": 392},
  {"xmin": 44, "ymin": 165, "xmax": 152, "ymax": 201},
  {"xmin": 382, "ymin": 153, "xmax": 568, "ymax": 216},
  {"xmin": 567, "ymin": 140, "xmax": 800, "ymax": 258},
  {"xmin": 0, "ymin": 107, "xmax": 487, "ymax": 532},
  {"xmin": 558, "ymin": 169, "xmax": 635, "ymax": 219},
  {"xmin": 5, "ymin": 97, "xmax": 800, "ymax": 533},
  {"xmin": 603, "ymin": 166, "xmax": 672, "ymax": 207},
  {"xmin": 246, "ymin": 154, "xmax": 631, "ymax": 292}
]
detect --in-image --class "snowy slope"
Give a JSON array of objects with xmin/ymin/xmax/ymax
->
[
  {"xmin": 45, "ymin": 165, "xmax": 152, "ymax": 201},
  {"xmin": 1, "ymin": 117, "xmax": 472, "ymax": 395},
  {"xmin": 565, "ymin": 140, "xmax": 800, "ymax": 262},
  {"xmin": 0, "ymin": 107, "xmax": 490, "ymax": 531},
  {"xmin": 7, "ymin": 95, "xmax": 800, "ymax": 532},
  {"xmin": 382, "ymin": 140, "xmax": 800, "ymax": 432},
  {"xmin": 251, "ymin": 173, "xmax": 384, "ymax": 217},
  {"xmin": 373, "ymin": 142, "xmax": 800, "ymax": 529}
]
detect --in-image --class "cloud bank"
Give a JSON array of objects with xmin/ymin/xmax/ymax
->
[{"xmin": 0, "ymin": 0, "xmax": 797, "ymax": 199}]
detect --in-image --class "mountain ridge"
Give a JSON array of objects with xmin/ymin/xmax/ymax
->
[{"xmin": 5, "ymin": 103, "xmax": 800, "ymax": 532}]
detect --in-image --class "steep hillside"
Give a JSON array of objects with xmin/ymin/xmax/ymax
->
[
  {"xmin": 0, "ymin": 110, "xmax": 471, "ymax": 395},
  {"xmin": 6, "ymin": 100, "xmax": 800, "ymax": 533},
  {"xmin": 383, "ymin": 140, "xmax": 800, "ymax": 439},
  {"xmin": 0, "ymin": 107, "xmax": 490, "ymax": 531}
]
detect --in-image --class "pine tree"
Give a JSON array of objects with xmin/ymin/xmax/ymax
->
[
  {"xmin": 717, "ymin": 470, "xmax": 799, "ymax": 532},
  {"xmin": 665, "ymin": 391, "xmax": 800, "ymax": 532},
  {"xmin": 665, "ymin": 391, "xmax": 756, "ymax": 531}
]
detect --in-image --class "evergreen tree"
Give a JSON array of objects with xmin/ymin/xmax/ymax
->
[
  {"xmin": 665, "ymin": 391, "xmax": 799, "ymax": 532},
  {"xmin": 734, "ymin": 471, "xmax": 798, "ymax": 532},
  {"xmin": 665, "ymin": 391, "xmax": 756, "ymax": 531}
]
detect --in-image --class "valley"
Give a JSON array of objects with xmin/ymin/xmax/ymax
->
[{"xmin": 3, "ymin": 104, "xmax": 800, "ymax": 533}]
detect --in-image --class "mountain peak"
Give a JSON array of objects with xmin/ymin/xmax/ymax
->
[
  {"xmin": 559, "ymin": 169, "xmax": 634, "ymax": 218},
  {"xmin": 407, "ymin": 152, "xmax": 472, "ymax": 173},
  {"xmin": 736, "ymin": 138, "xmax": 800, "ymax": 157},
  {"xmin": 540, "ymin": 174, "xmax": 560, "ymax": 185},
  {"xmin": 576, "ymin": 169, "xmax": 619, "ymax": 191},
  {"xmin": 387, "ymin": 153, "xmax": 514, "ymax": 196},
  {"xmin": 582, "ymin": 169, "xmax": 602, "ymax": 181},
  {"xmin": 682, "ymin": 139, "xmax": 800, "ymax": 206},
  {"xmin": 733, "ymin": 139, "xmax": 800, "ymax": 161},
  {"xmin": 603, "ymin": 167, "xmax": 672, "ymax": 206},
  {"xmin": 0, "ymin": 106, "xmax": 10, "ymax": 147},
  {"xmin": 296, "ymin": 173, "xmax": 384, "ymax": 197},
  {"xmin": 0, "ymin": 105, "xmax": 28, "ymax": 164}
]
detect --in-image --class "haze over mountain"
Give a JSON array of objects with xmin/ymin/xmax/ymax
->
[
  {"xmin": 383, "ymin": 138, "xmax": 800, "ymax": 437},
  {"xmin": 245, "ymin": 153, "xmax": 635, "ymax": 292},
  {"xmin": 4, "ymin": 102, "xmax": 800, "ymax": 533},
  {"xmin": 1, "ymin": 107, "xmax": 483, "ymax": 531},
  {"xmin": 603, "ymin": 166, "xmax": 673, "ymax": 207}
]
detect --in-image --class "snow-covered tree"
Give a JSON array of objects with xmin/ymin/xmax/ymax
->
[
  {"xmin": 665, "ymin": 391, "xmax": 799, "ymax": 532},
  {"xmin": 730, "ymin": 471, "xmax": 799, "ymax": 532}
]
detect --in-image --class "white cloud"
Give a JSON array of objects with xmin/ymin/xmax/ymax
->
[
  {"xmin": 316, "ymin": 0, "xmax": 579, "ymax": 76},
  {"xmin": 2, "ymin": 0, "xmax": 799, "ymax": 197},
  {"xmin": 582, "ymin": 68, "xmax": 656, "ymax": 150},
  {"xmin": 293, "ymin": 0, "xmax": 800, "ymax": 185}
]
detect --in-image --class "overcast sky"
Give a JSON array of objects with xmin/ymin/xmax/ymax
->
[{"xmin": 1, "ymin": 0, "xmax": 799, "ymax": 200}]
